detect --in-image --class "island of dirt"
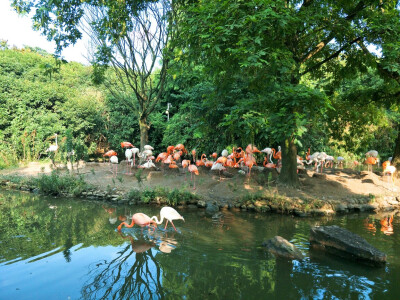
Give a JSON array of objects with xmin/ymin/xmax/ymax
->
[{"xmin": 1, "ymin": 161, "xmax": 399, "ymax": 216}]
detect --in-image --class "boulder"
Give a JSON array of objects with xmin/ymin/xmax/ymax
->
[
  {"xmin": 205, "ymin": 202, "xmax": 219, "ymax": 216},
  {"xmin": 310, "ymin": 225, "xmax": 386, "ymax": 266},
  {"xmin": 262, "ymin": 236, "xmax": 304, "ymax": 260}
]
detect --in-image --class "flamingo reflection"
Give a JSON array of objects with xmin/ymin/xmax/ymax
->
[
  {"xmin": 102, "ymin": 205, "xmax": 117, "ymax": 224},
  {"xmin": 380, "ymin": 215, "xmax": 394, "ymax": 236},
  {"xmin": 363, "ymin": 217, "xmax": 376, "ymax": 234}
]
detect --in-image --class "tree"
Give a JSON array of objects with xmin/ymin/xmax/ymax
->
[
  {"xmin": 175, "ymin": 0, "xmax": 400, "ymax": 186},
  {"xmin": 82, "ymin": 0, "xmax": 173, "ymax": 149},
  {"xmin": 12, "ymin": 0, "xmax": 175, "ymax": 150}
]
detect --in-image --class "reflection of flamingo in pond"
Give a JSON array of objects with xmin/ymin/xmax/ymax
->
[
  {"xmin": 363, "ymin": 217, "xmax": 376, "ymax": 234},
  {"xmin": 151, "ymin": 206, "xmax": 185, "ymax": 232},
  {"xmin": 380, "ymin": 215, "xmax": 394, "ymax": 235},
  {"xmin": 118, "ymin": 232, "xmax": 156, "ymax": 253},
  {"xmin": 117, "ymin": 213, "xmax": 157, "ymax": 231}
]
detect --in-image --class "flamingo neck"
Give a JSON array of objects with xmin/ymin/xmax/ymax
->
[
  {"xmin": 117, "ymin": 219, "xmax": 135, "ymax": 231},
  {"xmin": 151, "ymin": 215, "xmax": 165, "ymax": 225}
]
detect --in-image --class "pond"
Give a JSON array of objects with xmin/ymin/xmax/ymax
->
[{"xmin": 0, "ymin": 190, "xmax": 399, "ymax": 299}]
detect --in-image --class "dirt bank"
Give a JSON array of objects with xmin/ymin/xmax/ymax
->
[{"xmin": 1, "ymin": 161, "xmax": 399, "ymax": 215}]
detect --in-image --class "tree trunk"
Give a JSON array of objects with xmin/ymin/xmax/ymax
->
[
  {"xmin": 278, "ymin": 137, "xmax": 300, "ymax": 187},
  {"xmin": 139, "ymin": 116, "xmax": 150, "ymax": 151},
  {"xmin": 391, "ymin": 123, "xmax": 400, "ymax": 171}
]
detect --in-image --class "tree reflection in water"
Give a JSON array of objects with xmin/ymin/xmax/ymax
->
[{"xmin": 81, "ymin": 230, "xmax": 167, "ymax": 299}]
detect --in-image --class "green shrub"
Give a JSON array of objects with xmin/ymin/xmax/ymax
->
[{"xmin": 34, "ymin": 170, "xmax": 89, "ymax": 196}]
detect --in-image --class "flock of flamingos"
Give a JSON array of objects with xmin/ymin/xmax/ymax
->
[
  {"xmin": 101, "ymin": 142, "xmax": 397, "ymax": 184},
  {"xmin": 97, "ymin": 144, "xmax": 397, "ymax": 234}
]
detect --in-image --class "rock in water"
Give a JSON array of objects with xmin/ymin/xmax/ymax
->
[
  {"xmin": 262, "ymin": 236, "xmax": 304, "ymax": 260},
  {"xmin": 310, "ymin": 225, "xmax": 386, "ymax": 267}
]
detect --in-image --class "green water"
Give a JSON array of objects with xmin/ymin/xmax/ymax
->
[{"xmin": 0, "ymin": 190, "xmax": 399, "ymax": 299}]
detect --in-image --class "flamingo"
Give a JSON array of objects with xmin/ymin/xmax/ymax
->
[
  {"xmin": 182, "ymin": 159, "xmax": 191, "ymax": 181},
  {"xmin": 365, "ymin": 156, "xmax": 378, "ymax": 172},
  {"xmin": 110, "ymin": 155, "xmax": 118, "ymax": 176},
  {"xmin": 211, "ymin": 162, "xmax": 226, "ymax": 181},
  {"xmin": 192, "ymin": 149, "xmax": 197, "ymax": 162},
  {"xmin": 45, "ymin": 133, "xmax": 59, "ymax": 153},
  {"xmin": 144, "ymin": 145, "xmax": 154, "ymax": 151},
  {"xmin": 221, "ymin": 149, "xmax": 229, "ymax": 157},
  {"xmin": 382, "ymin": 160, "xmax": 396, "ymax": 183},
  {"xmin": 121, "ymin": 141, "xmax": 134, "ymax": 148},
  {"xmin": 188, "ymin": 163, "xmax": 199, "ymax": 189},
  {"xmin": 117, "ymin": 212, "xmax": 157, "ymax": 231},
  {"xmin": 131, "ymin": 147, "xmax": 140, "ymax": 166},
  {"xmin": 103, "ymin": 150, "xmax": 117, "ymax": 165},
  {"xmin": 324, "ymin": 155, "xmax": 334, "ymax": 168},
  {"xmin": 175, "ymin": 144, "xmax": 188, "ymax": 155},
  {"xmin": 151, "ymin": 206, "xmax": 185, "ymax": 232},
  {"xmin": 138, "ymin": 160, "xmax": 156, "ymax": 169},
  {"xmin": 167, "ymin": 145, "xmax": 175, "ymax": 155},
  {"xmin": 305, "ymin": 148, "xmax": 320, "ymax": 170},
  {"xmin": 196, "ymin": 154, "xmax": 206, "ymax": 167},
  {"xmin": 125, "ymin": 148, "xmax": 133, "ymax": 174},
  {"xmin": 366, "ymin": 150, "xmax": 379, "ymax": 158},
  {"xmin": 316, "ymin": 152, "xmax": 327, "ymax": 173},
  {"xmin": 337, "ymin": 156, "xmax": 345, "ymax": 169},
  {"xmin": 156, "ymin": 152, "xmax": 168, "ymax": 163}
]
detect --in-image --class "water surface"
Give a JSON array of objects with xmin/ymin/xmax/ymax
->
[{"xmin": 0, "ymin": 191, "xmax": 399, "ymax": 299}]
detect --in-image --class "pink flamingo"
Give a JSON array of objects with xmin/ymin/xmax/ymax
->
[
  {"xmin": 117, "ymin": 212, "xmax": 157, "ymax": 231},
  {"xmin": 188, "ymin": 163, "xmax": 199, "ymax": 189}
]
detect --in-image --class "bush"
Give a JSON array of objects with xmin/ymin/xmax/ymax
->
[
  {"xmin": 126, "ymin": 186, "xmax": 199, "ymax": 205},
  {"xmin": 34, "ymin": 170, "xmax": 89, "ymax": 196}
]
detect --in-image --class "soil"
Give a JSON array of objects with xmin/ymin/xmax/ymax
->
[{"xmin": 2, "ymin": 160, "xmax": 399, "ymax": 210}]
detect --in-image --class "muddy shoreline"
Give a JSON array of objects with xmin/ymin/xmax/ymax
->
[{"xmin": 1, "ymin": 161, "xmax": 399, "ymax": 217}]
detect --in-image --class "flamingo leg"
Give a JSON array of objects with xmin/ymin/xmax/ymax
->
[
  {"xmin": 170, "ymin": 221, "xmax": 178, "ymax": 232},
  {"xmin": 164, "ymin": 220, "xmax": 169, "ymax": 230},
  {"xmin": 193, "ymin": 175, "xmax": 196, "ymax": 190}
]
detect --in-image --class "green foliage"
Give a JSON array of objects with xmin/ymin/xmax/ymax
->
[
  {"xmin": 0, "ymin": 47, "xmax": 105, "ymax": 167},
  {"xmin": 126, "ymin": 186, "xmax": 199, "ymax": 205},
  {"xmin": 34, "ymin": 170, "xmax": 89, "ymax": 196}
]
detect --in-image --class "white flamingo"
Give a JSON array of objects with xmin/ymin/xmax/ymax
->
[
  {"xmin": 131, "ymin": 147, "xmax": 140, "ymax": 166},
  {"xmin": 336, "ymin": 156, "xmax": 345, "ymax": 169},
  {"xmin": 45, "ymin": 133, "xmax": 58, "ymax": 152},
  {"xmin": 151, "ymin": 207, "xmax": 185, "ymax": 232},
  {"xmin": 110, "ymin": 155, "xmax": 118, "ymax": 176},
  {"xmin": 125, "ymin": 148, "xmax": 133, "ymax": 174}
]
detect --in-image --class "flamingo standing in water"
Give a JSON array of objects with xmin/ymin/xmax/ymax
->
[
  {"xmin": 117, "ymin": 212, "xmax": 157, "ymax": 231},
  {"xmin": 151, "ymin": 206, "xmax": 185, "ymax": 232}
]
